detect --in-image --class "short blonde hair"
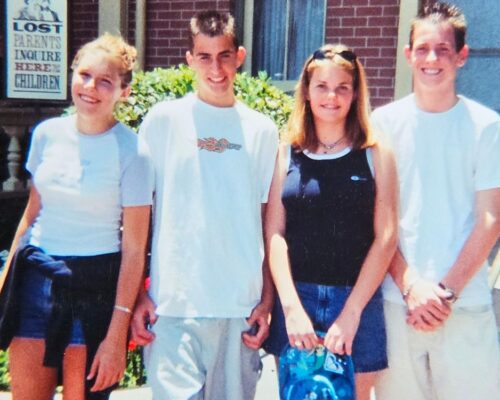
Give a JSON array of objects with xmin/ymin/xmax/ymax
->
[
  {"xmin": 71, "ymin": 33, "xmax": 137, "ymax": 88},
  {"xmin": 286, "ymin": 44, "xmax": 374, "ymax": 151}
]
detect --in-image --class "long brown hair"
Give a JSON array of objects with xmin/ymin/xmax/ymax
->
[{"xmin": 286, "ymin": 44, "xmax": 374, "ymax": 151}]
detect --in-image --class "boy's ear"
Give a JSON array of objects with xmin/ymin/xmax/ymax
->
[
  {"xmin": 186, "ymin": 50, "xmax": 194, "ymax": 66},
  {"xmin": 236, "ymin": 46, "xmax": 246, "ymax": 68},
  {"xmin": 456, "ymin": 44, "xmax": 469, "ymax": 67}
]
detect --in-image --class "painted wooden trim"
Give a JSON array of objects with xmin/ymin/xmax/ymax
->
[
  {"xmin": 98, "ymin": 0, "xmax": 128, "ymax": 37},
  {"xmin": 394, "ymin": 0, "xmax": 418, "ymax": 100}
]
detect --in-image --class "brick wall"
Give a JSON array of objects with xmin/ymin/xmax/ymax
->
[
  {"xmin": 325, "ymin": 0, "xmax": 400, "ymax": 107},
  {"xmin": 145, "ymin": 0, "xmax": 232, "ymax": 68},
  {"xmin": 141, "ymin": 0, "xmax": 400, "ymax": 106},
  {"xmin": 129, "ymin": 0, "xmax": 137, "ymax": 45},
  {"xmin": 0, "ymin": 0, "xmax": 400, "ymax": 107},
  {"xmin": 68, "ymin": 0, "xmax": 234, "ymax": 69},
  {"xmin": 70, "ymin": 0, "xmax": 99, "ymax": 61}
]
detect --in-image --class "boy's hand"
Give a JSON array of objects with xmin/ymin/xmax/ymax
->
[
  {"xmin": 242, "ymin": 302, "xmax": 270, "ymax": 350},
  {"xmin": 130, "ymin": 291, "xmax": 158, "ymax": 345}
]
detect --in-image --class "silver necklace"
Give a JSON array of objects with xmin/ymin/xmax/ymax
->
[{"xmin": 318, "ymin": 136, "xmax": 344, "ymax": 153}]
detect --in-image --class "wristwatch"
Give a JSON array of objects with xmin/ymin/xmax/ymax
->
[{"xmin": 438, "ymin": 282, "xmax": 458, "ymax": 303}]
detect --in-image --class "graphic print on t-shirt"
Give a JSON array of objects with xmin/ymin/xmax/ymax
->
[{"xmin": 198, "ymin": 137, "xmax": 242, "ymax": 152}]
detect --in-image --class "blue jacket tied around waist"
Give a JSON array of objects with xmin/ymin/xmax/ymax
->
[{"xmin": 0, "ymin": 245, "xmax": 121, "ymax": 397}]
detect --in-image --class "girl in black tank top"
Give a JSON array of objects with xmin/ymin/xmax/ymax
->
[{"xmin": 264, "ymin": 44, "xmax": 398, "ymax": 400}]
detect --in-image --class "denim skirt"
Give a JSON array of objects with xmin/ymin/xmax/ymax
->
[{"xmin": 264, "ymin": 281, "xmax": 388, "ymax": 373}]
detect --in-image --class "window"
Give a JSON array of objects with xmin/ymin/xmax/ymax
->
[
  {"xmin": 240, "ymin": 0, "xmax": 326, "ymax": 82},
  {"xmin": 453, "ymin": 0, "xmax": 500, "ymax": 113}
]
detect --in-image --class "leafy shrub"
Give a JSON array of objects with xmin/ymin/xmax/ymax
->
[
  {"xmin": 234, "ymin": 70, "xmax": 293, "ymax": 130},
  {"xmin": 114, "ymin": 64, "xmax": 294, "ymax": 132},
  {"xmin": 113, "ymin": 64, "xmax": 196, "ymax": 130},
  {"xmin": 119, "ymin": 341, "xmax": 146, "ymax": 388},
  {"xmin": 0, "ymin": 350, "xmax": 9, "ymax": 391}
]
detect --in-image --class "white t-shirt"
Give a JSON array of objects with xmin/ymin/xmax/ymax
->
[
  {"xmin": 140, "ymin": 93, "xmax": 279, "ymax": 318},
  {"xmin": 26, "ymin": 115, "xmax": 154, "ymax": 256},
  {"xmin": 372, "ymin": 94, "xmax": 500, "ymax": 306}
]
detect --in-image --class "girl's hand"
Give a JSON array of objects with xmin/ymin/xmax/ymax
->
[
  {"xmin": 324, "ymin": 308, "xmax": 361, "ymax": 355},
  {"xmin": 87, "ymin": 337, "xmax": 126, "ymax": 392},
  {"xmin": 404, "ymin": 279, "xmax": 451, "ymax": 331},
  {"xmin": 284, "ymin": 306, "xmax": 319, "ymax": 350}
]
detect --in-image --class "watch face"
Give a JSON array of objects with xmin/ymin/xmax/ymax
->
[
  {"xmin": 445, "ymin": 291, "xmax": 457, "ymax": 303},
  {"xmin": 438, "ymin": 283, "xmax": 457, "ymax": 303}
]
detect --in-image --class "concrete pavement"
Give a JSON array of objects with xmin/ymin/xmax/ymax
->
[{"xmin": 111, "ymin": 353, "xmax": 280, "ymax": 400}]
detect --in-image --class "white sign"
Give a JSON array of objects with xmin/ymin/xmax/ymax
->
[{"xmin": 6, "ymin": 0, "xmax": 67, "ymax": 100}]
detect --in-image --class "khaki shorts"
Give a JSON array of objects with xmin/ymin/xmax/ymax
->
[
  {"xmin": 375, "ymin": 301, "xmax": 500, "ymax": 400},
  {"xmin": 144, "ymin": 316, "xmax": 261, "ymax": 400}
]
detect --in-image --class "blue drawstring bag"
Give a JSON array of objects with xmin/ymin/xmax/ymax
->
[{"xmin": 278, "ymin": 333, "xmax": 355, "ymax": 400}]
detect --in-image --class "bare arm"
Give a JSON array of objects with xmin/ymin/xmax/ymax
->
[
  {"xmin": 242, "ymin": 204, "xmax": 275, "ymax": 349},
  {"xmin": 265, "ymin": 144, "xmax": 318, "ymax": 350},
  {"xmin": 0, "ymin": 185, "xmax": 41, "ymax": 291},
  {"xmin": 260, "ymin": 203, "xmax": 275, "ymax": 312},
  {"xmin": 89, "ymin": 205, "xmax": 151, "ymax": 391},
  {"xmin": 324, "ymin": 143, "xmax": 398, "ymax": 354},
  {"xmin": 441, "ymin": 188, "xmax": 500, "ymax": 294}
]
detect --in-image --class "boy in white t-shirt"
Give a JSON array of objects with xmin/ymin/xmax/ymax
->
[
  {"xmin": 130, "ymin": 10, "xmax": 279, "ymax": 400},
  {"xmin": 373, "ymin": 2, "xmax": 500, "ymax": 399}
]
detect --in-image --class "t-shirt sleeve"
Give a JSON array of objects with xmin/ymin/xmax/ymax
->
[
  {"xmin": 25, "ymin": 125, "xmax": 45, "ymax": 175},
  {"xmin": 475, "ymin": 120, "xmax": 500, "ymax": 191},
  {"xmin": 259, "ymin": 124, "xmax": 279, "ymax": 203},
  {"xmin": 370, "ymin": 110, "xmax": 382, "ymax": 131},
  {"xmin": 138, "ymin": 103, "xmax": 169, "ymax": 169},
  {"xmin": 370, "ymin": 109, "xmax": 393, "ymax": 149},
  {"xmin": 121, "ymin": 136, "xmax": 154, "ymax": 206}
]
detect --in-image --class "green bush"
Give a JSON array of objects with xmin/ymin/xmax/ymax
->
[
  {"xmin": 0, "ymin": 350, "xmax": 9, "ymax": 390},
  {"xmin": 114, "ymin": 64, "xmax": 294, "ymax": 131},
  {"xmin": 119, "ymin": 345, "xmax": 146, "ymax": 388}
]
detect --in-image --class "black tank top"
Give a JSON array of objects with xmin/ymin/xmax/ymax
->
[{"xmin": 282, "ymin": 147, "xmax": 375, "ymax": 286}]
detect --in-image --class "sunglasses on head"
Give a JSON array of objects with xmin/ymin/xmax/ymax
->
[{"xmin": 312, "ymin": 49, "xmax": 357, "ymax": 63}]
